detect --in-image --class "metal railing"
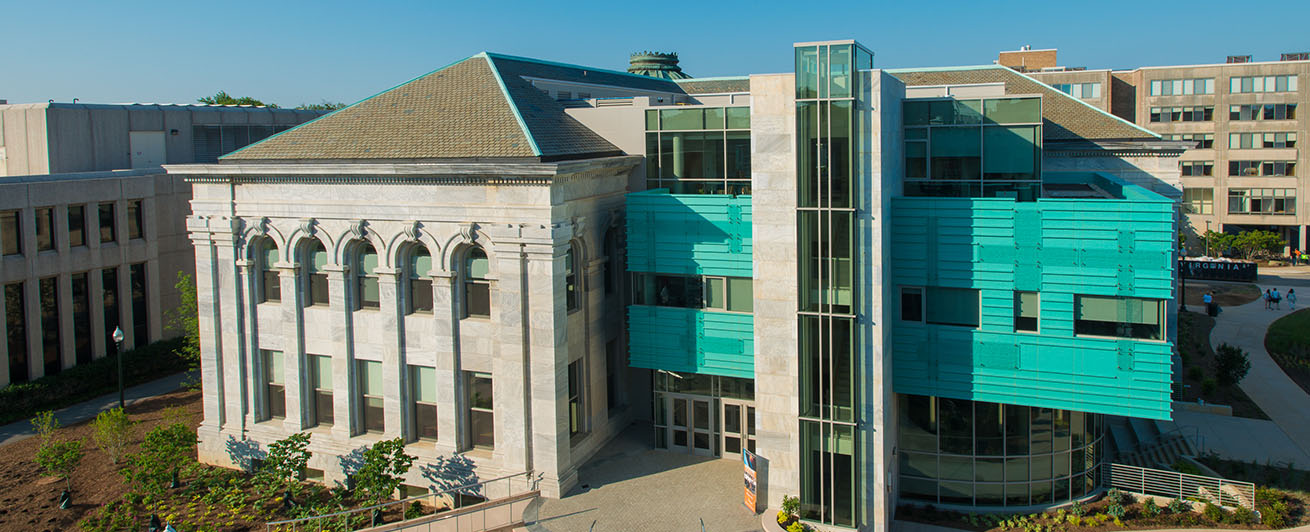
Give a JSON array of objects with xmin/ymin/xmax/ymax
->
[
  {"xmin": 265, "ymin": 471, "xmax": 539, "ymax": 532},
  {"xmin": 1104, "ymin": 463, "xmax": 1255, "ymax": 510}
]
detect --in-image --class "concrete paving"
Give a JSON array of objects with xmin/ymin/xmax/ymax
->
[
  {"xmin": 1200, "ymin": 267, "xmax": 1310, "ymax": 463},
  {"xmin": 525, "ymin": 423, "xmax": 763, "ymax": 532},
  {"xmin": 0, "ymin": 370, "xmax": 193, "ymax": 447},
  {"xmin": 1173, "ymin": 409, "xmax": 1310, "ymax": 466},
  {"xmin": 893, "ymin": 519, "xmax": 1310, "ymax": 532}
]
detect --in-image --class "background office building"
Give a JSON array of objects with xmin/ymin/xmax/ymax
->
[
  {"xmin": 170, "ymin": 40, "xmax": 1181, "ymax": 531},
  {"xmin": 1010, "ymin": 48, "xmax": 1309, "ymax": 252},
  {"xmin": 0, "ymin": 102, "xmax": 322, "ymax": 387}
]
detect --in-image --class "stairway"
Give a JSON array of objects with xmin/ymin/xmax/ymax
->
[{"xmin": 1108, "ymin": 416, "xmax": 1197, "ymax": 469}]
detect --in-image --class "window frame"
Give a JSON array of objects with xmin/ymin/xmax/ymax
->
[
  {"xmin": 358, "ymin": 359, "xmax": 384, "ymax": 434},
  {"xmin": 126, "ymin": 199, "xmax": 144, "ymax": 240},
  {"xmin": 407, "ymin": 246, "xmax": 434, "ymax": 315},
  {"xmin": 34, "ymin": 207, "xmax": 55, "ymax": 252},
  {"xmin": 565, "ymin": 245, "xmax": 580, "ymax": 313},
  {"xmin": 98, "ymin": 202, "xmax": 116, "ymax": 245},
  {"xmin": 1014, "ymin": 291, "xmax": 1040, "ymax": 333},
  {"xmin": 1, "ymin": 210, "xmax": 21, "ymax": 256},
  {"xmin": 462, "ymin": 247, "xmax": 491, "ymax": 319},
  {"xmin": 354, "ymin": 243, "xmax": 380, "ymax": 310},
  {"xmin": 465, "ymin": 371, "xmax": 495, "ymax": 451},
  {"xmin": 301, "ymin": 240, "xmax": 329, "ymax": 307},
  {"xmin": 309, "ymin": 354, "xmax": 333, "ymax": 427},
  {"xmin": 258, "ymin": 240, "xmax": 281, "ymax": 304},
  {"xmin": 1072, "ymin": 295, "xmax": 1165, "ymax": 341},
  {"xmin": 901, "ymin": 286, "xmax": 924, "ymax": 322},
  {"xmin": 67, "ymin": 205, "xmax": 86, "ymax": 248},
  {"xmin": 568, "ymin": 359, "xmax": 586, "ymax": 439},
  {"xmin": 262, "ymin": 349, "xmax": 286, "ymax": 421},
  {"xmin": 410, "ymin": 365, "xmax": 438, "ymax": 441}
]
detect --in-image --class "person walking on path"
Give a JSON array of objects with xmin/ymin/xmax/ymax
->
[
  {"xmin": 1295, "ymin": 249, "xmax": 1303, "ymax": 266},
  {"xmin": 1266, "ymin": 289, "xmax": 1274, "ymax": 310},
  {"xmin": 1290, "ymin": 289, "xmax": 1298, "ymax": 310},
  {"xmin": 1273, "ymin": 288, "xmax": 1283, "ymax": 310},
  {"xmin": 1204, "ymin": 291, "xmax": 1217, "ymax": 317}
]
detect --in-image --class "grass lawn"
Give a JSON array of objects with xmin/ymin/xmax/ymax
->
[
  {"xmin": 1266, "ymin": 308, "xmax": 1310, "ymax": 396},
  {"xmin": 1183, "ymin": 282, "xmax": 1262, "ymax": 307},
  {"xmin": 1176, "ymin": 311, "xmax": 1269, "ymax": 419}
]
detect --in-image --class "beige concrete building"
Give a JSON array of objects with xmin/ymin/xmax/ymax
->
[{"xmin": 0, "ymin": 103, "xmax": 322, "ymax": 387}]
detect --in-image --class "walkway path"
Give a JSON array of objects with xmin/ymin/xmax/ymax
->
[
  {"xmin": 893, "ymin": 519, "xmax": 1310, "ymax": 532},
  {"xmin": 1173, "ymin": 409, "xmax": 1310, "ymax": 465},
  {"xmin": 0, "ymin": 370, "xmax": 193, "ymax": 447},
  {"xmin": 1198, "ymin": 268, "xmax": 1310, "ymax": 463}
]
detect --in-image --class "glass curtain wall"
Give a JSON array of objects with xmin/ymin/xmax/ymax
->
[
  {"xmin": 644, "ymin": 106, "xmax": 752, "ymax": 195},
  {"xmin": 898, "ymin": 395, "xmax": 1104, "ymax": 508},
  {"xmin": 795, "ymin": 41, "xmax": 871, "ymax": 529},
  {"xmin": 903, "ymin": 97, "xmax": 1042, "ymax": 200}
]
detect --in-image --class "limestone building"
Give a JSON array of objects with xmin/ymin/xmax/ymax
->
[{"xmin": 169, "ymin": 41, "xmax": 1183, "ymax": 531}]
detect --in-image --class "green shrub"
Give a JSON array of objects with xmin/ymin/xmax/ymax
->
[
  {"xmin": 1106, "ymin": 501, "xmax": 1126, "ymax": 520},
  {"xmin": 1201, "ymin": 378, "xmax": 1217, "ymax": 396},
  {"xmin": 1215, "ymin": 343, "xmax": 1252, "ymax": 386},
  {"xmin": 35, "ymin": 437, "xmax": 84, "ymax": 492},
  {"xmin": 91, "ymin": 407, "xmax": 134, "ymax": 465},
  {"xmin": 1228, "ymin": 505, "xmax": 1255, "ymax": 524},
  {"xmin": 257, "ymin": 432, "xmax": 312, "ymax": 498},
  {"xmin": 781, "ymin": 494, "xmax": 801, "ymax": 516},
  {"xmin": 0, "ymin": 337, "xmax": 188, "ymax": 426},
  {"xmin": 1070, "ymin": 499, "xmax": 1086, "ymax": 517},
  {"xmin": 1171, "ymin": 459, "xmax": 1203, "ymax": 475},
  {"xmin": 1141, "ymin": 498, "xmax": 1160, "ymax": 517},
  {"xmin": 121, "ymin": 422, "xmax": 197, "ymax": 494},
  {"xmin": 1166, "ymin": 498, "xmax": 1188, "ymax": 514},
  {"xmin": 353, "ymin": 438, "xmax": 417, "ymax": 504},
  {"xmin": 1256, "ymin": 486, "xmax": 1291, "ymax": 528},
  {"xmin": 787, "ymin": 521, "xmax": 806, "ymax": 532},
  {"xmin": 1106, "ymin": 488, "xmax": 1125, "ymax": 506},
  {"xmin": 1201, "ymin": 502, "xmax": 1225, "ymax": 522},
  {"xmin": 1187, "ymin": 365, "xmax": 1204, "ymax": 381}
]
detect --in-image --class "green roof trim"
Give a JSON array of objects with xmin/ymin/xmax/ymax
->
[
  {"xmin": 480, "ymin": 52, "xmax": 542, "ymax": 157},
  {"xmin": 483, "ymin": 51, "xmax": 684, "ymax": 86}
]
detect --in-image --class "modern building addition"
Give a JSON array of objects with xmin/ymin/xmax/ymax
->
[{"xmin": 170, "ymin": 39, "xmax": 1182, "ymax": 531}]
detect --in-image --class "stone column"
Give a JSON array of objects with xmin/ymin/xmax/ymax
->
[
  {"xmin": 24, "ymin": 272, "xmax": 43, "ymax": 381},
  {"xmin": 236, "ymin": 260, "xmax": 260, "ymax": 429},
  {"xmin": 88, "ymin": 269, "xmax": 107, "ymax": 360},
  {"xmin": 523, "ymin": 236, "xmax": 574, "ymax": 497},
  {"xmin": 189, "ymin": 216, "xmax": 225, "ymax": 432},
  {"xmin": 212, "ymin": 224, "xmax": 245, "ymax": 434},
  {"xmin": 325, "ymin": 267, "xmax": 356, "ymax": 439},
  {"xmin": 377, "ymin": 268, "xmax": 405, "ymax": 440},
  {"xmin": 117, "ymin": 261, "xmax": 134, "ymax": 351},
  {"xmin": 273, "ymin": 264, "xmax": 302, "ymax": 428},
  {"xmin": 431, "ymin": 270, "xmax": 460, "ymax": 453}
]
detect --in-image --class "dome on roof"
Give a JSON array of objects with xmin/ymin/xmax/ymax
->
[{"xmin": 628, "ymin": 51, "xmax": 692, "ymax": 80}]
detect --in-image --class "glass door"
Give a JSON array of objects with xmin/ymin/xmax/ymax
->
[
  {"xmin": 670, "ymin": 396, "xmax": 691, "ymax": 453},
  {"xmin": 690, "ymin": 398, "xmax": 714, "ymax": 457},
  {"xmin": 663, "ymin": 394, "xmax": 717, "ymax": 457},
  {"xmin": 721, "ymin": 400, "xmax": 757, "ymax": 457}
]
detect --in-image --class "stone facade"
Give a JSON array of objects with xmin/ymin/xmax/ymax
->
[{"xmin": 170, "ymin": 157, "xmax": 638, "ymax": 497}]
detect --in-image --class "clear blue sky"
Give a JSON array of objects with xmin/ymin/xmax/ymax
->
[{"xmin": 3, "ymin": 0, "xmax": 1305, "ymax": 107}]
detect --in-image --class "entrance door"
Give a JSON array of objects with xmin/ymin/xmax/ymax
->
[
  {"xmin": 721, "ymin": 400, "xmax": 757, "ymax": 456},
  {"xmin": 667, "ymin": 395, "xmax": 716, "ymax": 457}
]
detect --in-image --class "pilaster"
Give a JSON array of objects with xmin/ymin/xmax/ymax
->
[
  {"xmin": 376, "ymin": 269, "xmax": 405, "ymax": 440},
  {"xmin": 189, "ymin": 216, "xmax": 225, "ymax": 432},
  {"xmin": 431, "ymin": 270, "xmax": 460, "ymax": 453}
]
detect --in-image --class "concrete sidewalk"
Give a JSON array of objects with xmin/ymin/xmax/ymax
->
[
  {"xmin": 1173, "ymin": 409, "xmax": 1310, "ymax": 466},
  {"xmin": 1205, "ymin": 279, "xmax": 1310, "ymax": 461},
  {"xmin": 0, "ymin": 370, "xmax": 193, "ymax": 447}
]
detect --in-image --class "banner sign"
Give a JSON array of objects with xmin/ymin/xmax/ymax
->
[
  {"xmin": 743, "ymin": 449, "xmax": 758, "ymax": 512},
  {"xmin": 1180, "ymin": 259, "xmax": 1257, "ymax": 281}
]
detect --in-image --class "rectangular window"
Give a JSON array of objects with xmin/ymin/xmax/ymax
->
[
  {"xmin": 411, "ymin": 365, "xmax": 437, "ymax": 441},
  {"xmin": 901, "ymin": 287, "xmax": 923, "ymax": 322},
  {"xmin": 1230, "ymin": 75, "xmax": 1298, "ymax": 93},
  {"xmin": 359, "ymin": 359, "xmax": 384, "ymax": 433},
  {"xmin": 568, "ymin": 359, "xmax": 584, "ymax": 437},
  {"xmin": 98, "ymin": 203, "xmax": 116, "ymax": 245},
  {"xmin": 306, "ymin": 246, "xmax": 329, "ymax": 307},
  {"xmin": 130, "ymin": 263, "xmax": 147, "ymax": 345},
  {"xmin": 1, "ymin": 211, "xmax": 20, "ymax": 256},
  {"xmin": 1229, "ymin": 160, "xmax": 1297, "ymax": 177},
  {"xmin": 1015, "ymin": 291, "xmax": 1039, "ymax": 332},
  {"xmin": 263, "ymin": 350, "xmax": 285, "ymax": 420},
  {"xmin": 1074, "ymin": 295, "xmax": 1164, "ymax": 340},
  {"xmin": 726, "ymin": 277, "xmax": 753, "ymax": 313},
  {"xmin": 261, "ymin": 246, "xmax": 281, "ymax": 303},
  {"xmin": 1148, "ymin": 78, "xmax": 1214, "ymax": 95},
  {"xmin": 101, "ymin": 268, "xmax": 119, "ymax": 353},
  {"xmin": 126, "ymin": 200, "xmax": 143, "ymax": 240},
  {"xmin": 409, "ymin": 251, "xmax": 433, "ymax": 314},
  {"xmin": 1182, "ymin": 188, "xmax": 1214, "ymax": 215},
  {"xmin": 71, "ymin": 273, "xmax": 91, "ymax": 365},
  {"xmin": 1228, "ymin": 188, "xmax": 1296, "ymax": 215},
  {"xmin": 310, "ymin": 355, "xmax": 333, "ymax": 426},
  {"xmin": 34, "ymin": 208, "xmax": 55, "ymax": 252},
  {"xmin": 466, "ymin": 371, "xmax": 494, "ymax": 450},
  {"xmin": 464, "ymin": 252, "xmax": 490, "ymax": 318},
  {"xmin": 1179, "ymin": 161, "xmax": 1213, "ymax": 176},
  {"xmin": 39, "ymin": 277, "xmax": 60, "ymax": 376},
  {"xmin": 67, "ymin": 206, "xmax": 86, "ymax": 247},
  {"xmin": 5, "ymin": 282, "xmax": 28, "ymax": 383},
  {"xmin": 925, "ymin": 287, "xmax": 980, "ymax": 328},
  {"xmin": 704, "ymin": 277, "xmax": 726, "ymax": 310}
]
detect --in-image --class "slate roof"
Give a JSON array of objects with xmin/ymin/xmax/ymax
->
[
  {"xmin": 223, "ymin": 53, "xmax": 677, "ymax": 162},
  {"xmin": 676, "ymin": 77, "xmax": 751, "ymax": 94},
  {"xmin": 889, "ymin": 66, "xmax": 1157, "ymax": 141}
]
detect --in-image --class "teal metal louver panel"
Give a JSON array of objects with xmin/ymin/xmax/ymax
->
[
  {"xmin": 628, "ymin": 305, "xmax": 754, "ymax": 378},
  {"xmin": 626, "ymin": 190, "xmax": 753, "ymax": 277}
]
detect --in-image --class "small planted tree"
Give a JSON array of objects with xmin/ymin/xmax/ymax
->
[
  {"xmin": 258, "ymin": 432, "xmax": 312, "ymax": 499},
  {"xmin": 91, "ymin": 407, "xmax": 134, "ymax": 465},
  {"xmin": 122, "ymin": 422, "xmax": 197, "ymax": 493},
  {"xmin": 1216, "ymin": 343, "xmax": 1252, "ymax": 386},
  {"xmin": 31, "ymin": 411, "xmax": 83, "ymax": 508},
  {"xmin": 354, "ymin": 438, "xmax": 416, "ymax": 505}
]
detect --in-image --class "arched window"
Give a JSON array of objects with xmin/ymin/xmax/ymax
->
[
  {"xmin": 355, "ymin": 243, "xmax": 379, "ymax": 309},
  {"xmin": 407, "ymin": 247, "xmax": 433, "ymax": 314},
  {"xmin": 463, "ymin": 248, "xmax": 490, "ymax": 318},
  {"xmin": 257, "ymin": 239, "xmax": 280, "ymax": 303},
  {"xmin": 565, "ymin": 245, "xmax": 579, "ymax": 312},
  {"xmin": 302, "ymin": 240, "xmax": 329, "ymax": 307}
]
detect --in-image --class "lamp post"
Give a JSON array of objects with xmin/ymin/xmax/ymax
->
[
  {"xmin": 1205, "ymin": 220, "xmax": 1212, "ymax": 257},
  {"xmin": 112, "ymin": 326, "xmax": 125, "ymax": 409}
]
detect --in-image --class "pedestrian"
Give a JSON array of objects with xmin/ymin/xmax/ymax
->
[
  {"xmin": 1289, "ymin": 289, "xmax": 1297, "ymax": 310},
  {"xmin": 1294, "ymin": 249, "xmax": 1302, "ymax": 266},
  {"xmin": 1203, "ymin": 291, "xmax": 1217, "ymax": 317},
  {"xmin": 1273, "ymin": 288, "xmax": 1282, "ymax": 310},
  {"xmin": 1265, "ymin": 289, "xmax": 1273, "ymax": 310}
]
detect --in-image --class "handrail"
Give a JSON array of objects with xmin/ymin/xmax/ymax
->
[
  {"xmin": 1104, "ymin": 462, "xmax": 1254, "ymax": 510},
  {"xmin": 265, "ymin": 470, "xmax": 538, "ymax": 531}
]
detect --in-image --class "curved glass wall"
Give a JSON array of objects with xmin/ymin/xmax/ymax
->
[{"xmin": 897, "ymin": 394, "xmax": 1104, "ymax": 508}]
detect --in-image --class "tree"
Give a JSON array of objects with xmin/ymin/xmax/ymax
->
[
  {"xmin": 91, "ymin": 407, "xmax": 134, "ymax": 465},
  {"xmin": 296, "ymin": 100, "xmax": 348, "ymax": 111},
  {"xmin": 122, "ymin": 422, "xmax": 196, "ymax": 493},
  {"xmin": 1231, "ymin": 229, "xmax": 1286, "ymax": 260},
  {"xmin": 1203, "ymin": 230, "xmax": 1235, "ymax": 257},
  {"xmin": 31, "ymin": 409, "xmax": 59, "ymax": 442},
  {"xmin": 198, "ymin": 90, "xmax": 277, "ymax": 108},
  {"xmin": 353, "ymin": 438, "xmax": 416, "ymax": 504},
  {"xmin": 167, "ymin": 272, "xmax": 200, "ymax": 373},
  {"xmin": 35, "ymin": 438, "xmax": 84, "ymax": 493},
  {"xmin": 1215, "ymin": 343, "xmax": 1252, "ymax": 386},
  {"xmin": 258, "ymin": 432, "xmax": 312, "ymax": 496}
]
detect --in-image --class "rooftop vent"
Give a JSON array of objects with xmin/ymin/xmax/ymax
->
[
  {"xmin": 1227, "ymin": 55, "xmax": 1253, "ymax": 64},
  {"xmin": 628, "ymin": 51, "xmax": 692, "ymax": 80},
  {"xmin": 1282, "ymin": 52, "xmax": 1310, "ymax": 61}
]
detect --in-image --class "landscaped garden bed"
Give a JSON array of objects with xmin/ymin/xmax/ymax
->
[
  {"xmin": 1266, "ymin": 308, "xmax": 1310, "ymax": 396},
  {"xmin": 1176, "ymin": 311, "xmax": 1266, "ymax": 419}
]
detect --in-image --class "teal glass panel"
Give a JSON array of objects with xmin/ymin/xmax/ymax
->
[
  {"xmin": 905, "ymin": 128, "xmax": 927, "ymax": 140},
  {"xmin": 930, "ymin": 127, "xmax": 982, "ymax": 180},
  {"xmin": 312, "ymin": 355, "xmax": 332, "ymax": 390},
  {"xmin": 828, "ymin": 100, "xmax": 853, "ymax": 208},
  {"xmin": 925, "ymin": 287, "xmax": 979, "ymax": 327},
  {"xmin": 359, "ymin": 360, "xmax": 382, "ymax": 395},
  {"xmin": 410, "ymin": 248, "xmax": 432, "ymax": 278},
  {"xmin": 901, "ymin": 452, "xmax": 937, "ymax": 477},
  {"xmin": 904, "ymin": 101, "xmax": 931, "ymax": 126},
  {"xmin": 646, "ymin": 133, "xmax": 659, "ymax": 179},
  {"xmin": 704, "ymin": 107, "xmax": 725, "ymax": 129},
  {"xmin": 984, "ymin": 97, "xmax": 1041, "ymax": 124},
  {"xmin": 906, "ymin": 141, "xmax": 927, "ymax": 178},
  {"xmin": 726, "ymin": 277, "xmax": 752, "ymax": 312},
  {"xmin": 412, "ymin": 365, "xmax": 436, "ymax": 403},
  {"xmin": 726, "ymin": 107, "xmax": 750, "ymax": 129},
  {"xmin": 725, "ymin": 131, "xmax": 750, "ymax": 179},
  {"xmin": 829, "ymin": 44, "xmax": 852, "ymax": 98},
  {"xmin": 796, "ymin": 47, "xmax": 818, "ymax": 100},
  {"xmin": 705, "ymin": 277, "xmax": 725, "ymax": 309},
  {"xmin": 660, "ymin": 108, "xmax": 704, "ymax": 130},
  {"xmin": 797, "ymin": 101, "xmax": 819, "ymax": 207},
  {"xmin": 855, "ymin": 46, "xmax": 873, "ymax": 71},
  {"xmin": 467, "ymin": 249, "xmax": 489, "ymax": 279},
  {"xmin": 645, "ymin": 109, "xmax": 658, "ymax": 131},
  {"xmin": 899, "ymin": 395, "xmax": 938, "ymax": 451},
  {"xmin": 818, "ymin": 44, "xmax": 829, "ymax": 99},
  {"xmin": 359, "ymin": 245, "xmax": 378, "ymax": 275},
  {"xmin": 983, "ymin": 126, "xmax": 1039, "ymax": 180}
]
